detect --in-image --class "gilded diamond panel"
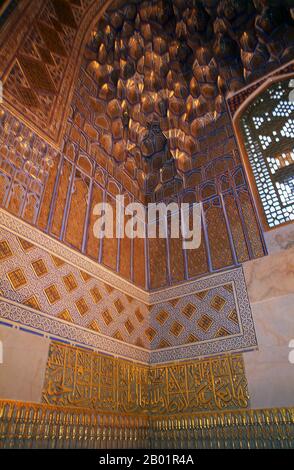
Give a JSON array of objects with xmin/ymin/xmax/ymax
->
[
  {"xmin": 7, "ymin": 268, "xmax": 27, "ymax": 290},
  {"xmin": 0, "ymin": 240, "xmax": 13, "ymax": 261},
  {"xmin": 51, "ymin": 255, "xmax": 65, "ymax": 267},
  {"xmin": 75, "ymin": 297, "xmax": 89, "ymax": 316},
  {"xmin": 58, "ymin": 309, "xmax": 73, "ymax": 322},
  {"xmin": 114, "ymin": 298, "xmax": 124, "ymax": 314},
  {"xmin": 135, "ymin": 308, "xmax": 144, "ymax": 323},
  {"xmin": 90, "ymin": 286, "xmax": 102, "ymax": 304},
  {"xmin": 63, "ymin": 273, "xmax": 78, "ymax": 292},
  {"xmin": 211, "ymin": 295, "xmax": 226, "ymax": 312},
  {"xmin": 145, "ymin": 327, "xmax": 157, "ymax": 342},
  {"xmin": 182, "ymin": 302, "xmax": 196, "ymax": 319},
  {"xmin": 23, "ymin": 295, "xmax": 41, "ymax": 311},
  {"xmin": 31, "ymin": 259, "xmax": 48, "ymax": 278},
  {"xmin": 170, "ymin": 321, "xmax": 184, "ymax": 337},
  {"xmin": 124, "ymin": 319, "xmax": 135, "ymax": 335},
  {"xmin": 198, "ymin": 314, "xmax": 213, "ymax": 332},
  {"xmin": 156, "ymin": 310, "xmax": 169, "ymax": 325},
  {"xmin": 44, "ymin": 284, "xmax": 61, "ymax": 304},
  {"xmin": 88, "ymin": 320, "xmax": 100, "ymax": 332},
  {"xmin": 18, "ymin": 238, "xmax": 34, "ymax": 252},
  {"xmin": 102, "ymin": 309, "xmax": 113, "ymax": 326}
]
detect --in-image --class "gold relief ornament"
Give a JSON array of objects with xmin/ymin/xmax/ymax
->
[
  {"xmin": 42, "ymin": 342, "xmax": 249, "ymax": 415},
  {"xmin": 0, "ymin": 399, "xmax": 293, "ymax": 449}
]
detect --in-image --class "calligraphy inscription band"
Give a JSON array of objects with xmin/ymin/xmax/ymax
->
[{"xmin": 42, "ymin": 341, "xmax": 249, "ymax": 415}]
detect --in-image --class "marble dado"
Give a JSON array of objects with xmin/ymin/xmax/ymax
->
[
  {"xmin": 264, "ymin": 223, "xmax": 294, "ymax": 255},
  {"xmin": 244, "ymin": 293, "xmax": 294, "ymax": 409},
  {"xmin": 242, "ymin": 233, "xmax": 294, "ymax": 410},
  {"xmin": 243, "ymin": 244, "xmax": 294, "ymax": 304},
  {"xmin": 0, "ymin": 325, "xmax": 49, "ymax": 403}
]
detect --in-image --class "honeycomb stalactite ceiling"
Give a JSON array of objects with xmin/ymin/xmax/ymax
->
[
  {"xmin": 0, "ymin": 0, "xmax": 291, "ymax": 289},
  {"xmin": 85, "ymin": 0, "xmax": 294, "ymax": 200}
]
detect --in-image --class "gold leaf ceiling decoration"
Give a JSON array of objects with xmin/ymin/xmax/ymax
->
[{"xmin": 85, "ymin": 0, "xmax": 294, "ymax": 199}]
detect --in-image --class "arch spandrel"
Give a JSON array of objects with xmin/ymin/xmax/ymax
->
[{"xmin": 0, "ymin": 0, "xmax": 112, "ymax": 148}]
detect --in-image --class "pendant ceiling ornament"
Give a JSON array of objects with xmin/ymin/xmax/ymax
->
[{"xmin": 86, "ymin": 0, "xmax": 294, "ymax": 199}]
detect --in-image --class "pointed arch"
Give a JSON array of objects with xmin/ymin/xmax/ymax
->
[
  {"xmin": 232, "ymin": 66, "xmax": 294, "ymax": 230},
  {"xmin": 0, "ymin": 0, "xmax": 113, "ymax": 147}
]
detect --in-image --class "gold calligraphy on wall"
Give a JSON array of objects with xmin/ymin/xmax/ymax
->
[
  {"xmin": 148, "ymin": 354, "xmax": 249, "ymax": 414},
  {"xmin": 42, "ymin": 342, "xmax": 249, "ymax": 414}
]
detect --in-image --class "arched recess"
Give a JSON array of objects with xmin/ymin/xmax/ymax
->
[
  {"xmin": 233, "ymin": 71, "xmax": 294, "ymax": 231},
  {"xmin": 0, "ymin": 0, "xmax": 114, "ymax": 148}
]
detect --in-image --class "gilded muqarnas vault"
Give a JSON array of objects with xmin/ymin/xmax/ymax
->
[{"xmin": 0, "ymin": 0, "xmax": 294, "ymax": 449}]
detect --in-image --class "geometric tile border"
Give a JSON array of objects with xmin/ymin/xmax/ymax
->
[
  {"xmin": 0, "ymin": 208, "xmax": 149, "ymax": 303},
  {"xmin": 150, "ymin": 266, "xmax": 257, "ymax": 363},
  {"xmin": 0, "ymin": 297, "xmax": 149, "ymax": 364},
  {"xmin": 0, "ymin": 275, "xmax": 257, "ymax": 364},
  {"xmin": 0, "ymin": 209, "xmax": 257, "ymax": 363}
]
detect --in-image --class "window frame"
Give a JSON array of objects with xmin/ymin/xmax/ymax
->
[{"xmin": 232, "ymin": 72, "xmax": 294, "ymax": 232}]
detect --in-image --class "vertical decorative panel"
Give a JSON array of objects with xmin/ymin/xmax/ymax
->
[
  {"xmin": 238, "ymin": 190, "xmax": 264, "ymax": 259},
  {"xmin": 0, "ymin": 173, "xmax": 11, "ymax": 206},
  {"xmin": 102, "ymin": 194, "xmax": 118, "ymax": 271},
  {"xmin": 7, "ymin": 181, "xmax": 25, "ymax": 216},
  {"xmin": 119, "ymin": 209, "xmax": 132, "ymax": 281},
  {"xmin": 51, "ymin": 158, "xmax": 72, "ymax": 238},
  {"xmin": 86, "ymin": 183, "xmax": 103, "ymax": 261},
  {"xmin": 22, "ymin": 192, "xmax": 39, "ymax": 224},
  {"xmin": 65, "ymin": 171, "xmax": 89, "ymax": 251},
  {"xmin": 205, "ymin": 200, "xmax": 233, "ymax": 270},
  {"xmin": 168, "ymin": 216, "xmax": 185, "ymax": 283},
  {"xmin": 133, "ymin": 236, "xmax": 146, "ymax": 288},
  {"xmin": 149, "ymin": 237, "xmax": 167, "ymax": 289},
  {"xmin": 186, "ymin": 227, "xmax": 208, "ymax": 278},
  {"xmin": 37, "ymin": 155, "xmax": 59, "ymax": 231},
  {"xmin": 224, "ymin": 192, "xmax": 249, "ymax": 263}
]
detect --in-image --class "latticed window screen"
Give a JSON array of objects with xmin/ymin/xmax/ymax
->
[{"xmin": 240, "ymin": 79, "xmax": 294, "ymax": 228}]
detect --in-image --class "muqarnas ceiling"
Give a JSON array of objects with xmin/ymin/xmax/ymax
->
[{"xmin": 85, "ymin": 0, "xmax": 294, "ymax": 201}]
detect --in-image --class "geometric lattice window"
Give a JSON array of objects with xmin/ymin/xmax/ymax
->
[{"xmin": 240, "ymin": 79, "xmax": 294, "ymax": 228}]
